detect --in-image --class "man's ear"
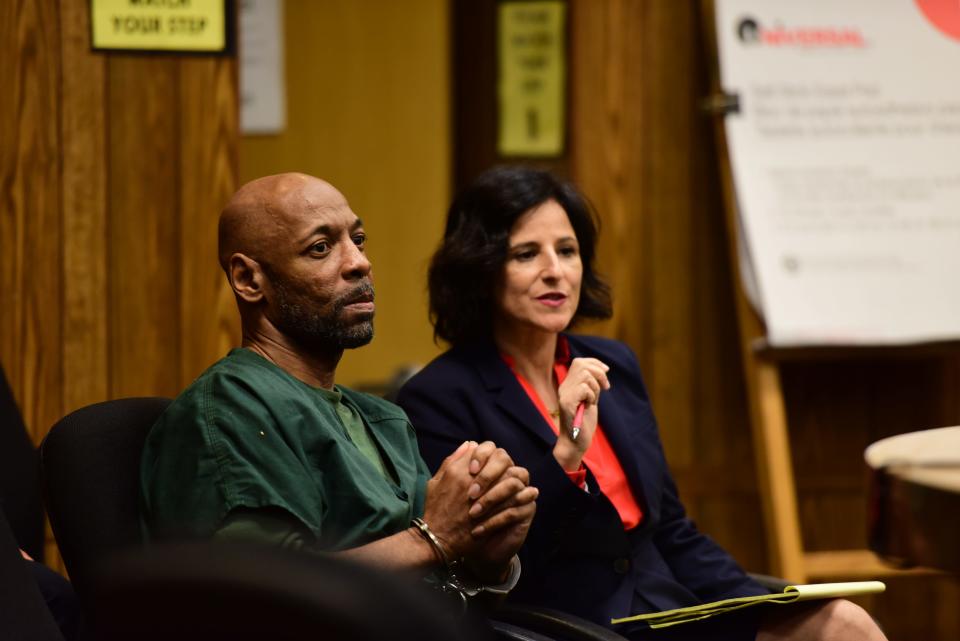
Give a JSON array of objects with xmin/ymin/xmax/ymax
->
[{"xmin": 229, "ymin": 253, "xmax": 266, "ymax": 304}]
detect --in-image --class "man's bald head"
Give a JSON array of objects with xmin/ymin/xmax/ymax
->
[
  {"xmin": 218, "ymin": 172, "xmax": 348, "ymax": 272},
  {"xmin": 217, "ymin": 172, "xmax": 374, "ymax": 354}
]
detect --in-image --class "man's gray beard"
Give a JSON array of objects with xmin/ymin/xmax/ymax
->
[{"xmin": 273, "ymin": 281, "xmax": 374, "ymax": 351}]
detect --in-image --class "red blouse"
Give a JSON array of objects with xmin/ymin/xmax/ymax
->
[{"xmin": 502, "ymin": 337, "xmax": 643, "ymax": 529}]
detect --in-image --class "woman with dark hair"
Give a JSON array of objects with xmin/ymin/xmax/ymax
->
[
  {"xmin": 426, "ymin": 166, "xmax": 612, "ymax": 346},
  {"xmin": 396, "ymin": 166, "xmax": 886, "ymax": 641}
]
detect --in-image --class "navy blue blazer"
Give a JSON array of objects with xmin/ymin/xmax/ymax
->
[{"xmin": 397, "ymin": 334, "xmax": 765, "ymax": 629}]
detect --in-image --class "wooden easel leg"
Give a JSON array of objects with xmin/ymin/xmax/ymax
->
[{"xmin": 749, "ymin": 360, "xmax": 806, "ymax": 582}]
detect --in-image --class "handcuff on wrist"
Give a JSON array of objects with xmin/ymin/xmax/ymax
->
[{"xmin": 411, "ymin": 517, "xmax": 521, "ymax": 611}]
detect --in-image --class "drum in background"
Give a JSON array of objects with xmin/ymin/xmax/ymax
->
[{"xmin": 865, "ymin": 426, "xmax": 960, "ymax": 573}]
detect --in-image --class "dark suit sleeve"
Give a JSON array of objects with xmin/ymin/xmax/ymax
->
[
  {"xmin": 653, "ymin": 473, "xmax": 768, "ymax": 600},
  {"xmin": 614, "ymin": 344, "xmax": 767, "ymax": 601},
  {"xmin": 396, "ymin": 360, "xmax": 599, "ymax": 578}
]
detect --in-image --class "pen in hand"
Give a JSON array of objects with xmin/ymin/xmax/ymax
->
[{"xmin": 571, "ymin": 402, "xmax": 585, "ymax": 441}]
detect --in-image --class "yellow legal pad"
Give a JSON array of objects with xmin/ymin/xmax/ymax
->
[{"xmin": 612, "ymin": 581, "xmax": 886, "ymax": 629}]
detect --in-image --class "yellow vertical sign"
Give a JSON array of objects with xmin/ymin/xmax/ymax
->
[
  {"xmin": 498, "ymin": 1, "xmax": 566, "ymax": 157},
  {"xmin": 91, "ymin": 0, "xmax": 227, "ymax": 52}
]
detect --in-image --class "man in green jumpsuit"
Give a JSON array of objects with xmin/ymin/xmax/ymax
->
[{"xmin": 141, "ymin": 172, "xmax": 537, "ymax": 591}]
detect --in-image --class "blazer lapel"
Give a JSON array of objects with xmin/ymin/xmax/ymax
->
[
  {"xmin": 470, "ymin": 343, "xmax": 560, "ymax": 448},
  {"xmin": 466, "ymin": 336, "xmax": 664, "ymax": 519}
]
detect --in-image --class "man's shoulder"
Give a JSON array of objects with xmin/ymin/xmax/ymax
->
[{"xmin": 155, "ymin": 349, "xmax": 301, "ymax": 429}]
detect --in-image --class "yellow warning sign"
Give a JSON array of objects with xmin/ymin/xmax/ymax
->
[
  {"xmin": 91, "ymin": 0, "xmax": 227, "ymax": 52},
  {"xmin": 498, "ymin": 1, "xmax": 566, "ymax": 156}
]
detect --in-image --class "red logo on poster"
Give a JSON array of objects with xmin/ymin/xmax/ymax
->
[
  {"xmin": 916, "ymin": 0, "xmax": 960, "ymax": 41},
  {"xmin": 735, "ymin": 17, "xmax": 865, "ymax": 48}
]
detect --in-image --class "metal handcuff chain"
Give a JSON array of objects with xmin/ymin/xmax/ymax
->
[{"xmin": 410, "ymin": 517, "xmax": 521, "ymax": 612}]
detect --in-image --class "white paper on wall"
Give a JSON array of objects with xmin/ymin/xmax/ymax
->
[{"xmin": 240, "ymin": 0, "xmax": 286, "ymax": 135}]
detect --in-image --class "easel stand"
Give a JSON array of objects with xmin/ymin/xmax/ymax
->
[
  {"xmin": 700, "ymin": 0, "xmax": 947, "ymax": 583},
  {"xmin": 720, "ymin": 278, "xmax": 942, "ymax": 582}
]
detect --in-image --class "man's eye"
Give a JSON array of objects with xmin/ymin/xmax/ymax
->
[
  {"xmin": 311, "ymin": 242, "xmax": 329, "ymax": 254},
  {"xmin": 352, "ymin": 233, "xmax": 366, "ymax": 248}
]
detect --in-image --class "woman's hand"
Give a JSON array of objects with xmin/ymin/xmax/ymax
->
[{"xmin": 553, "ymin": 357, "xmax": 610, "ymax": 471}]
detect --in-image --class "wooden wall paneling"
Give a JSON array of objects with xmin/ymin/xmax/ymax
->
[
  {"xmin": 867, "ymin": 576, "xmax": 960, "ymax": 639},
  {"xmin": 2, "ymin": 0, "xmax": 242, "ymax": 577},
  {"xmin": 699, "ymin": 0, "xmax": 806, "ymax": 578},
  {"xmin": 685, "ymin": 4, "xmax": 755, "ymax": 488},
  {"xmin": 639, "ymin": 1, "xmax": 769, "ymax": 568},
  {"xmin": 687, "ymin": 184, "xmax": 766, "ymax": 565},
  {"xmin": 568, "ymin": 0, "xmax": 647, "ymax": 353},
  {"xmin": 685, "ymin": 0, "xmax": 767, "ymax": 560},
  {"xmin": 638, "ymin": 1, "xmax": 697, "ymax": 467},
  {"xmin": 0, "ymin": 0, "xmax": 63, "ymax": 445},
  {"xmin": 60, "ymin": 0, "xmax": 108, "ymax": 416},
  {"xmin": 49, "ymin": 0, "xmax": 109, "ymax": 574},
  {"xmin": 930, "ymin": 577, "xmax": 960, "ymax": 638},
  {"xmin": 569, "ymin": 0, "xmax": 768, "ymax": 569},
  {"xmin": 939, "ymin": 356, "xmax": 960, "ymax": 419},
  {"xmin": 570, "ymin": 0, "xmax": 764, "ymax": 569},
  {"xmin": 785, "ymin": 360, "xmax": 870, "ymax": 556},
  {"xmin": 452, "ymin": 0, "xmax": 498, "ymax": 189},
  {"xmin": 783, "ymin": 358, "xmax": 957, "ymax": 554},
  {"xmin": 107, "ymin": 57, "xmax": 182, "ymax": 399},
  {"xmin": 0, "ymin": 5, "xmax": 15, "ymax": 378},
  {"xmin": 178, "ymin": 57, "xmax": 240, "ymax": 387}
]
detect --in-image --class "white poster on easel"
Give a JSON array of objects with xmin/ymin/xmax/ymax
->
[{"xmin": 715, "ymin": 0, "xmax": 960, "ymax": 346}]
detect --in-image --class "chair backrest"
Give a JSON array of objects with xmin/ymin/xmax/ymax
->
[
  {"xmin": 0, "ymin": 363, "xmax": 45, "ymax": 561},
  {"xmin": 87, "ymin": 542, "xmax": 474, "ymax": 641},
  {"xmin": 40, "ymin": 397, "xmax": 171, "ymax": 597}
]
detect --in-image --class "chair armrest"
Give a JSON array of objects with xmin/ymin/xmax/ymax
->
[
  {"xmin": 491, "ymin": 604, "xmax": 628, "ymax": 641},
  {"xmin": 489, "ymin": 619, "xmax": 559, "ymax": 641}
]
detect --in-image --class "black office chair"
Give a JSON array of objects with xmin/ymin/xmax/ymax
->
[
  {"xmin": 492, "ymin": 606, "xmax": 628, "ymax": 641},
  {"xmin": 40, "ymin": 397, "xmax": 171, "ymax": 603},
  {"xmin": 87, "ymin": 541, "xmax": 475, "ymax": 641}
]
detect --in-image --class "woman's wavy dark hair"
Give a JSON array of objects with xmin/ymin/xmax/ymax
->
[{"xmin": 429, "ymin": 165, "xmax": 612, "ymax": 346}]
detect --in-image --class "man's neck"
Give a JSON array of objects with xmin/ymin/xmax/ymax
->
[{"xmin": 242, "ymin": 325, "xmax": 342, "ymax": 390}]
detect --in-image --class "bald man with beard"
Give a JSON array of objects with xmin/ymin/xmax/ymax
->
[{"xmin": 140, "ymin": 173, "xmax": 536, "ymax": 597}]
